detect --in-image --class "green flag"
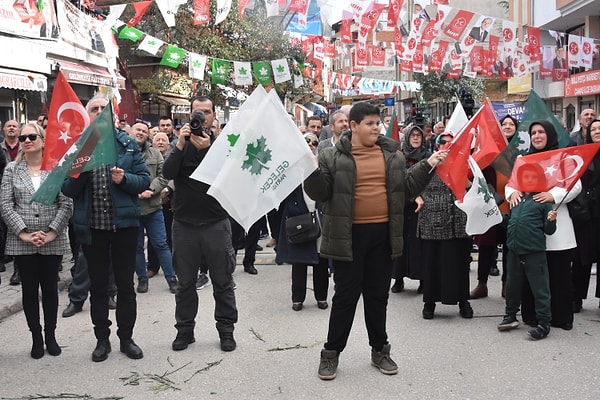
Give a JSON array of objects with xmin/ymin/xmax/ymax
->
[
  {"xmin": 160, "ymin": 45, "xmax": 186, "ymax": 68},
  {"xmin": 118, "ymin": 26, "xmax": 144, "ymax": 42},
  {"xmin": 491, "ymin": 90, "xmax": 570, "ymax": 178},
  {"xmin": 519, "ymin": 90, "xmax": 570, "ymax": 148},
  {"xmin": 252, "ymin": 61, "xmax": 272, "ymax": 86},
  {"xmin": 212, "ymin": 59, "xmax": 231, "ymax": 84},
  {"xmin": 31, "ymin": 105, "xmax": 118, "ymax": 205}
]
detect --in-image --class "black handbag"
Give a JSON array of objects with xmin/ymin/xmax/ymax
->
[
  {"xmin": 285, "ymin": 212, "xmax": 321, "ymax": 244},
  {"xmin": 567, "ymin": 190, "xmax": 591, "ymax": 227}
]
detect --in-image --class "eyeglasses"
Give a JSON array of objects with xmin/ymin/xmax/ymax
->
[
  {"xmin": 306, "ymin": 139, "xmax": 319, "ymax": 146},
  {"xmin": 438, "ymin": 139, "xmax": 449, "ymax": 145},
  {"xmin": 409, "ymin": 133, "xmax": 421, "ymax": 138},
  {"xmin": 90, "ymin": 105, "xmax": 106, "ymax": 113},
  {"xmin": 18, "ymin": 134, "xmax": 39, "ymax": 142}
]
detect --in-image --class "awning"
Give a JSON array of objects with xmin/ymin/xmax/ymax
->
[
  {"xmin": 58, "ymin": 61, "xmax": 126, "ymax": 89},
  {"xmin": 157, "ymin": 95, "xmax": 190, "ymax": 106},
  {"xmin": 0, "ymin": 67, "xmax": 47, "ymax": 92}
]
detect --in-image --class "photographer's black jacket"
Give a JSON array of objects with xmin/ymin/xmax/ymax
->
[{"xmin": 162, "ymin": 142, "xmax": 229, "ymax": 226}]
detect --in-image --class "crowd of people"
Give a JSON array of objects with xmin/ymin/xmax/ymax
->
[{"xmin": 0, "ymin": 99, "xmax": 599, "ymax": 385}]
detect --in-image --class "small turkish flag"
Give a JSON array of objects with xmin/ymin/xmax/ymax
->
[{"xmin": 507, "ymin": 143, "xmax": 600, "ymax": 193}]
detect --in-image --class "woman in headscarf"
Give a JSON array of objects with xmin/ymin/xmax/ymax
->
[
  {"xmin": 506, "ymin": 120, "xmax": 581, "ymax": 330},
  {"xmin": 391, "ymin": 126, "xmax": 431, "ymax": 293}
]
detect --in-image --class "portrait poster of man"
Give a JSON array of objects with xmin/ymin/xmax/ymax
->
[{"xmin": 0, "ymin": 0, "xmax": 59, "ymax": 39}]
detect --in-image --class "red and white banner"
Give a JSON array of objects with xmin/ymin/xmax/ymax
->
[
  {"xmin": 193, "ymin": 0, "xmax": 210, "ymax": 25},
  {"xmin": 568, "ymin": 35, "xmax": 581, "ymax": 68},
  {"xmin": 443, "ymin": 9, "xmax": 474, "ymax": 41}
]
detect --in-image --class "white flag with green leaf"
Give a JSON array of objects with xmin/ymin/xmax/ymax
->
[
  {"xmin": 271, "ymin": 58, "xmax": 292, "ymax": 83},
  {"xmin": 191, "ymin": 85, "xmax": 268, "ymax": 185},
  {"xmin": 188, "ymin": 53, "xmax": 207, "ymax": 80},
  {"xmin": 138, "ymin": 34, "xmax": 164, "ymax": 56},
  {"xmin": 234, "ymin": 61, "xmax": 253, "ymax": 85},
  {"xmin": 206, "ymin": 90, "xmax": 317, "ymax": 231}
]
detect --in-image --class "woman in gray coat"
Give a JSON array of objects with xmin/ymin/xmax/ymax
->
[{"xmin": 0, "ymin": 123, "xmax": 72, "ymax": 359}]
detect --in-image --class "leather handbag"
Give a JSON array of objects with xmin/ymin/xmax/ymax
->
[
  {"xmin": 567, "ymin": 190, "xmax": 591, "ymax": 227},
  {"xmin": 285, "ymin": 212, "xmax": 321, "ymax": 244}
]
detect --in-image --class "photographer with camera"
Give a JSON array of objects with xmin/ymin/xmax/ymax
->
[{"xmin": 162, "ymin": 95, "xmax": 238, "ymax": 352}]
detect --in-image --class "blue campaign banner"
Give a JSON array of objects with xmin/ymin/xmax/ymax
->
[
  {"xmin": 492, "ymin": 101, "xmax": 525, "ymax": 121},
  {"xmin": 384, "ymin": 97, "xmax": 395, "ymax": 106},
  {"xmin": 285, "ymin": 12, "xmax": 323, "ymax": 36}
]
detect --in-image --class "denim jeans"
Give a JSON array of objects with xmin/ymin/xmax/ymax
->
[{"xmin": 136, "ymin": 210, "xmax": 176, "ymax": 281}]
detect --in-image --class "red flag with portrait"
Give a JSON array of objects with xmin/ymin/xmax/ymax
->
[
  {"xmin": 507, "ymin": 143, "xmax": 600, "ymax": 193},
  {"xmin": 42, "ymin": 72, "xmax": 90, "ymax": 170}
]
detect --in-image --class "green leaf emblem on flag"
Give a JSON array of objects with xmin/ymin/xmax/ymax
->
[{"xmin": 242, "ymin": 136, "xmax": 271, "ymax": 175}]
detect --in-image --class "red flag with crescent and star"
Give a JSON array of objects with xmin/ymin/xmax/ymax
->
[
  {"xmin": 41, "ymin": 71, "xmax": 89, "ymax": 170},
  {"xmin": 507, "ymin": 143, "xmax": 600, "ymax": 193}
]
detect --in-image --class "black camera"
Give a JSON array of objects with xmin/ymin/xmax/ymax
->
[{"xmin": 189, "ymin": 110, "xmax": 207, "ymax": 136}]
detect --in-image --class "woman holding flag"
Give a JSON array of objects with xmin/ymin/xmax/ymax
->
[
  {"xmin": 506, "ymin": 120, "xmax": 581, "ymax": 330},
  {"xmin": 0, "ymin": 123, "xmax": 72, "ymax": 359}
]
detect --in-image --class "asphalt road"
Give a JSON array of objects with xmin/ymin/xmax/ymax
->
[{"xmin": 0, "ymin": 249, "xmax": 599, "ymax": 399}]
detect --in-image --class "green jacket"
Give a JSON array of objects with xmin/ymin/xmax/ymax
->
[
  {"xmin": 138, "ymin": 141, "xmax": 168, "ymax": 216},
  {"xmin": 304, "ymin": 132, "xmax": 434, "ymax": 261},
  {"xmin": 506, "ymin": 193, "xmax": 557, "ymax": 255}
]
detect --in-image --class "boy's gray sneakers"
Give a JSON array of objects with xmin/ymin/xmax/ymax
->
[
  {"xmin": 371, "ymin": 344, "xmax": 398, "ymax": 375},
  {"xmin": 497, "ymin": 314, "xmax": 520, "ymax": 331},
  {"xmin": 318, "ymin": 349, "xmax": 339, "ymax": 380},
  {"xmin": 528, "ymin": 324, "xmax": 550, "ymax": 341}
]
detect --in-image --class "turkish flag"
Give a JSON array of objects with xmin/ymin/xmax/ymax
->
[
  {"xmin": 42, "ymin": 72, "xmax": 90, "ymax": 170},
  {"xmin": 435, "ymin": 123, "xmax": 474, "ymax": 202},
  {"xmin": 127, "ymin": 1, "xmax": 152, "ymax": 27},
  {"xmin": 507, "ymin": 143, "xmax": 600, "ymax": 193},
  {"xmin": 471, "ymin": 98, "xmax": 508, "ymax": 169}
]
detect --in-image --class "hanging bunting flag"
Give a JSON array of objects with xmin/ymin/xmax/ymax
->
[
  {"xmin": 215, "ymin": 0, "xmax": 232, "ymax": 24},
  {"xmin": 371, "ymin": 46, "xmax": 386, "ymax": 66},
  {"xmin": 502, "ymin": 19, "xmax": 518, "ymax": 58},
  {"xmin": 138, "ymin": 35, "xmax": 165, "ymax": 56},
  {"xmin": 568, "ymin": 34, "xmax": 581, "ymax": 68},
  {"xmin": 287, "ymin": 0, "xmax": 310, "ymax": 15},
  {"xmin": 239, "ymin": 0, "xmax": 251, "ymax": 18},
  {"xmin": 194, "ymin": 0, "xmax": 210, "ymax": 25},
  {"xmin": 443, "ymin": 9, "xmax": 474, "ymax": 41},
  {"xmin": 580, "ymin": 36, "xmax": 594, "ymax": 68},
  {"xmin": 341, "ymin": 14, "xmax": 353, "ymax": 44},
  {"xmin": 189, "ymin": 53, "xmax": 207, "ymax": 80},
  {"xmin": 252, "ymin": 61, "xmax": 272, "ymax": 86},
  {"xmin": 127, "ymin": 1, "xmax": 152, "ymax": 27},
  {"xmin": 212, "ymin": 59, "xmax": 231, "ymax": 84},
  {"xmin": 265, "ymin": 0, "xmax": 279, "ymax": 17},
  {"xmin": 387, "ymin": 0, "xmax": 404, "ymax": 27},
  {"xmin": 106, "ymin": 4, "xmax": 127, "ymax": 27},
  {"xmin": 234, "ymin": 61, "xmax": 253, "ymax": 85},
  {"xmin": 160, "ymin": 44, "xmax": 186, "ymax": 68},
  {"xmin": 155, "ymin": 0, "xmax": 186, "ymax": 27},
  {"xmin": 271, "ymin": 58, "xmax": 292, "ymax": 83},
  {"xmin": 323, "ymin": 40, "xmax": 336, "ymax": 58},
  {"xmin": 118, "ymin": 26, "xmax": 143, "ymax": 42}
]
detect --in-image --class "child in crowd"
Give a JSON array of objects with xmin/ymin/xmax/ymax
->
[{"xmin": 499, "ymin": 163, "xmax": 557, "ymax": 340}]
